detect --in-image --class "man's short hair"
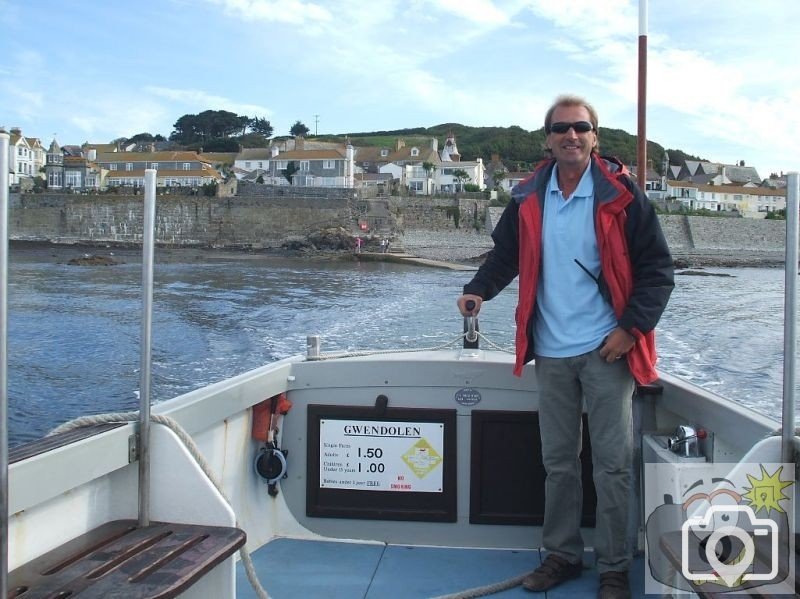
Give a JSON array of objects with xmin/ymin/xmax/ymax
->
[{"xmin": 544, "ymin": 94, "xmax": 599, "ymax": 134}]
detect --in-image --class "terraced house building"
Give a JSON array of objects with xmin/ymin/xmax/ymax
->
[{"xmin": 97, "ymin": 151, "xmax": 222, "ymax": 188}]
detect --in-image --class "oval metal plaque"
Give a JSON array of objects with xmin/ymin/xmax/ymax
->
[{"xmin": 454, "ymin": 388, "xmax": 481, "ymax": 406}]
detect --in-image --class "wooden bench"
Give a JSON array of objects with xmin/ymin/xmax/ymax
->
[{"xmin": 8, "ymin": 519, "xmax": 246, "ymax": 599}]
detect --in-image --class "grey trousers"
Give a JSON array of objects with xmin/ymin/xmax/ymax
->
[{"xmin": 534, "ymin": 348, "xmax": 635, "ymax": 573}]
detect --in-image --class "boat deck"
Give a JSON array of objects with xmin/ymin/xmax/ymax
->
[{"xmin": 235, "ymin": 538, "xmax": 648, "ymax": 598}]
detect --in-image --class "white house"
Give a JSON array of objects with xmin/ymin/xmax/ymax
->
[
  {"xmin": 667, "ymin": 180, "xmax": 786, "ymax": 218},
  {"xmin": 376, "ymin": 134, "xmax": 485, "ymax": 194},
  {"xmin": 234, "ymin": 138, "xmax": 355, "ymax": 187},
  {"xmin": 6, "ymin": 128, "xmax": 36, "ymax": 185}
]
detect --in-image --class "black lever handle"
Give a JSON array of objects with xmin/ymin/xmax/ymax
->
[{"xmin": 463, "ymin": 300, "xmax": 479, "ymax": 348}]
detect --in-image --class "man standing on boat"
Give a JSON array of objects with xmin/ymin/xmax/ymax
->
[{"xmin": 457, "ymin": 94, "xmax": 673, "ymax": 599}]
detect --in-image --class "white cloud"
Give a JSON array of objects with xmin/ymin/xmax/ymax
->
[
  {"xmin": 206, "ymin": 0, "xmax": 332, "ymax": 26},
  {"xmin": 145, "ymin": 86, "xmax": 273, "ymax": 119},
  {"xmin": 435, "ymin": 0, "xmax": 511, "ymax": 26}
]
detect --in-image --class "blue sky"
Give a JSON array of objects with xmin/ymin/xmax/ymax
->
[{"xmin": 2, "ymin": 0, "xmax": 798, "ymax": 179}]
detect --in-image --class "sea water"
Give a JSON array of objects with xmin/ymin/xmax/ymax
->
[{"xmin": 6, "ymin": 246, "xmax": 794, "ymax": 447}]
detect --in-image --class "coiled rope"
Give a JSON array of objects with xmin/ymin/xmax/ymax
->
[{"xmin": 49, "ymin": 412, "xmax": 272, "ymax": 599}]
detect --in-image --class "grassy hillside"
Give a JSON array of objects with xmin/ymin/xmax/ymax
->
[{"xmin": 327, "ymin": 124, "xmax": 706, "ymax": 176}]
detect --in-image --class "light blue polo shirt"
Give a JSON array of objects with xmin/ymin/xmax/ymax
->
[{"xmin": 533, "ymin": 164, "xmax": 617, "ymax": 357}]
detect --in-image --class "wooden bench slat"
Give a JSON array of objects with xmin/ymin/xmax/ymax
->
[
  {"xmin": 9, "ymin": 519, "xmax": 246, "ymax": 599},
  {"xmin": 9, "ymin": 423, "xmax": 127, "ymax": 465}
]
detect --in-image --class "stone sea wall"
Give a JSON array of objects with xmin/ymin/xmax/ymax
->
[
  {"xmin": 6, "ymin": 192, "xmax": 791, "ymax": 261},
  {"xmin": 8, "ymin": 192, "xmax": 353, "ymax": 248}
]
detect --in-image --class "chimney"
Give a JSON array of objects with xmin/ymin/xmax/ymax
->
[
  {"xmin": 430, "ymin": 137, "xmax": 438, "ymax": 152},
  {"xmin": 87, "ymin": 149, "xmax": 97, "ymax": 161},
  {"xmin": 271, "ymin": 145, "xmax": 279, "ymax": 158},
  {"xmin": 395, "ymin": 138, "xmax": 405, "ymax": 151},
  {"xmin": 10, "ymin": 127, "xmax": 21, "ymax": 135}
]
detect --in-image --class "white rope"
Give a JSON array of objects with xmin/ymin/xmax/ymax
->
[
  {"xmin": 308, "ymin": 331, "xmax": 514, "ymax": 361},
  {"xmin": 49, "ymin": 412, "xmax": 271, "ymax": 599},
  {"xmin": 475, "ymin": 331, "xmax": 514, "ymax": 353},
  {"xmin": 431, "ymin": 570, "xmax": 534, "ymax": 598}
]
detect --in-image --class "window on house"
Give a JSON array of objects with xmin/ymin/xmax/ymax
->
[
  {"xmin": 110, "ymin": 164, "xmax": 118, "ymax": 171},
  {"xmin": 258, "ymin": 162, "xmax": 263, "ymax": 168},
  {"xmin": 410, "ymin": 148, "xmax": 419, "ymax": 156},
  {"xmin": 276, "ymin": 160, "xmax": 287, "ymax": 169},
  {"xmin": 300, "ymin": 161, "xmax": 310, "ymax": 171},
  {"xmin": 245, "ymin": 161, "xmax": 251, "ymax": 168},
  {"xmin": 183, "ymin": 163, "xmax": 191, "ymax": 170},
  {"xmin": 323, "ymin": 160, "xmax": 335, "ymax": 169},
  {"xmin": 65, "ymin": 171, "xmax": 82, "ymax": 187},
  {"xmin": 410, "ymin": 180, "xmax": 423, "ymax": 192},
  {"xmin": 151, "ymin": 163, "xmax": 158, "ymax": 170},
  {"xmin": 126, "ymin": 163, "xmax": 133, "ymax": 171}
]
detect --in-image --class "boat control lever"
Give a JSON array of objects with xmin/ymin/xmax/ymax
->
[
  {"xmin": 463, "ymin": 300, "xmax": 479, "ymax": 349},
  {"xmin": 667, "ymin": 425, "xmax": 706, "ymax": 458}
]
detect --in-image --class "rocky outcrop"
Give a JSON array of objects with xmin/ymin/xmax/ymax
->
[{"xmin": 67, "ymin": 253, "xmax": 123, "ymax": 266}]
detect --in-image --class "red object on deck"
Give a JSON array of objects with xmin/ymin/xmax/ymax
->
[{"xmin": 251, "ymin": 393, "xmax": 293, "ymax": 442}]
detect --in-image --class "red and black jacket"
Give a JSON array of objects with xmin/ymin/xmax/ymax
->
[{"xmin": 463, "ymin": 154, "xmax": 674, "ymax": 384}]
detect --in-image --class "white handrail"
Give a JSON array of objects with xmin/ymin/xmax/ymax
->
[
  {"xmin": 783, "ymin": 171, "xmax": 799, "ymax": 466},
  {"xmin": 1, "ymin": 129, "xmax": 10, "ymax": 599},
  {"xmin": 138, "ymin": 169, "xmax": 157, "ymax": 527}
]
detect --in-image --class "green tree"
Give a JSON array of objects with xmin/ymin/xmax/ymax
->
[
  {"xmin": 128, "ymin": 132, "xmax": 166, "ymax": 143},
  {"xmin": 250, "ymin": 117, "xmax": 274, "ymax": 137},
  {"xmin": 492, "ymin": 170, "xmax": 506, "ymax": 190},
  {"xmin": 283, "ymin": 161, "xmax": 299, "ymax": 183},
  {"xmin": 422, "ymin": 161, "xmax": 437, "ymax": 195},
  {"xmin": 238, "ymin": 132, "xmax": 271, "ymax": 148},
  {"xmin": 452, "ymin": 168, "xmax": 469, "ymax": 191},
  {"xmin": 290, "ymin": 121, "xmax": 310, "ymax": 137},
  {"xmin": 169, "ymin": 110, "xmax": 250, "ymax": 144},
  {"xmin": 202, "ymin": 138, "xmax": 240, "ymax": 152}
]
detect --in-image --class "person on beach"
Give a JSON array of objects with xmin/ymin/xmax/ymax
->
[{"xmin": 456, "ymin": 94, "xmax": 674, "ymax": 599}]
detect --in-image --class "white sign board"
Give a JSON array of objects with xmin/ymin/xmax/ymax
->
[{"xmin": 320, "ymin": 419, "xmax": 445, "ymax": 492}]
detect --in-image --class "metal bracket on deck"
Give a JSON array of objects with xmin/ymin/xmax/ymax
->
[
  {"xmin": 129, "ymin": 433, "xmax": 139, "ymax": 463},
  {"xmin": 374, "ymin": 394, "xmax": 389, "ymax": 415}
]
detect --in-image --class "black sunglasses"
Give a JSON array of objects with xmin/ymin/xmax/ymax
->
[{"xmin": 548, "ymin": 121, "xmax": 594, "ymax": 134}]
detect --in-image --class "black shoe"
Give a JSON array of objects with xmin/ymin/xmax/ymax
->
[
  {"xmin": 598, "ymin": 570, "xmax": 630, "ymax": 599},
  {"xmin": 522, "ymin": 553, "xmax": 582, "ymax": 592}
]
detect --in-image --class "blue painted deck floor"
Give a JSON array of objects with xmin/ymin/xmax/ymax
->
[{"xmin": 235, "ymin": 538, "xmax": 649, "ymax": 598}]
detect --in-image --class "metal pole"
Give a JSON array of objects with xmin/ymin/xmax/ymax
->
[
  {"xmin": 1, "ymin": 129, "xmax": 10, "ymax": 599},
  {"xmin": 783, "ymin": 172, "xmax": 799, "ymax": 465},
  {"xmin": 138, "ymin": 169, "xmax": 157, "ymax": 527},
  {"xmin": 636, "ymin": 0, "xmax": 648, "ymax": 193}
]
